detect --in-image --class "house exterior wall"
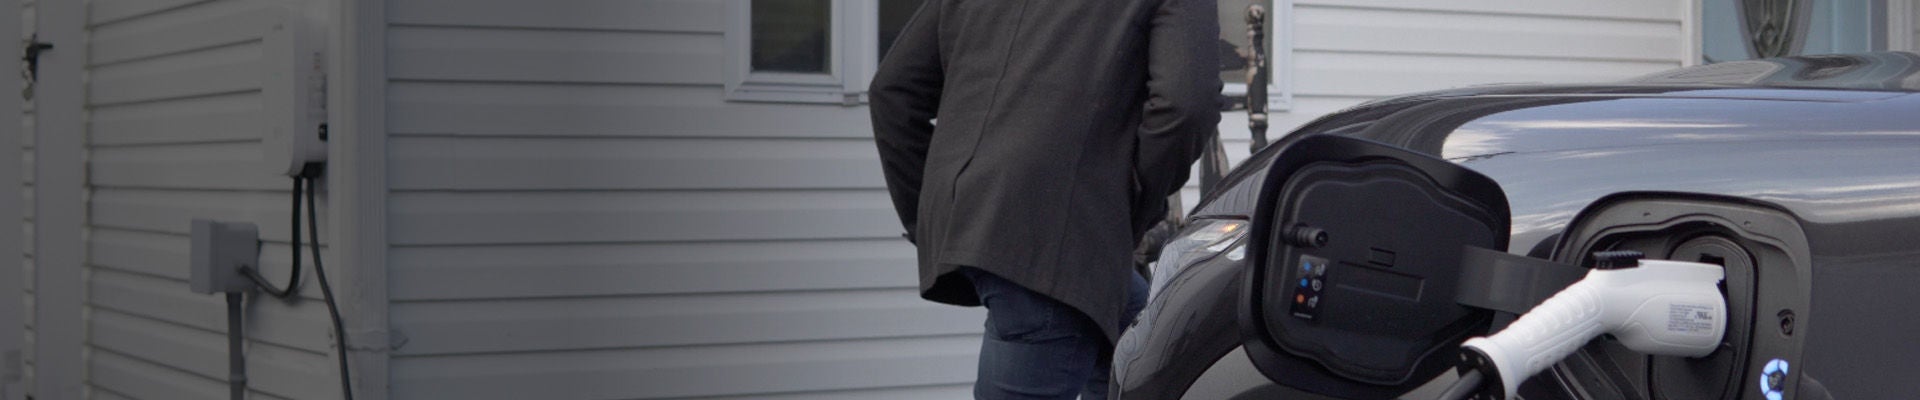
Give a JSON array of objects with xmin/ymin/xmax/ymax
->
[
  {"xmin": 81, "ymin": 0, "xmax": 340, "ymax": 399},
  {"xmin": 378, "ymin": 1, "xmax": 1687, "ymax": 399},
  {"xmin": 380, "ymin": 0, "xmax": 980, "ymax": 398}
]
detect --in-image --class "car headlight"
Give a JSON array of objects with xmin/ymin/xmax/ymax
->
[{"xmin": 1148, "ymin": 219, "xmax": 1247, "ymax": 298}]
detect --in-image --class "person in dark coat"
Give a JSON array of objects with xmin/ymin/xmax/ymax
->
[{"xmin": 870, "ymin": 0, "xmax": 1219, "ymax": 398}]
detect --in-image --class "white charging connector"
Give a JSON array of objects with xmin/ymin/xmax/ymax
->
[{"xmin": 1460, "ymin": 254, "xmax": 1727, "ymax": 399}]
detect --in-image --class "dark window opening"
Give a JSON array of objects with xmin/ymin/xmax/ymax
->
[{"xmin": 751, "ymin": 0, "xmax": 832, "ymax": 73}]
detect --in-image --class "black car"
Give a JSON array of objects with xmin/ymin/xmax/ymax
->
[{"xmin": 1114, "ymin": 52, "xmax": 1920, "ymax": 400}]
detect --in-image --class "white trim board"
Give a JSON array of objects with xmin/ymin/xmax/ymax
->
[
  {"xmin": 332, "ymin": 0, "xmax": 392, "ymax": 398},
  {"xmin": 1889, "ymin": 0, "xmax": 1916, "ymax": 52},
  {"xmin": 0, "ymin": 0, "xmax": 21, "ymax": 397},
  {"xmin": 32, "ymin": 0, "xmax": 86, "ymax": 398}
]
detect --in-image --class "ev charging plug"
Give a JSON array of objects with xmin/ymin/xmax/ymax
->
[{"xmin": 1460, "ymin": 252, "xmax": 1727, "ymax": 399}]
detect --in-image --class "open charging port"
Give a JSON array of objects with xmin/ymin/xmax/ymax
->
[{"xmin": 1548, "ymin": 193, "xmax": 1813, "ymax": 400}]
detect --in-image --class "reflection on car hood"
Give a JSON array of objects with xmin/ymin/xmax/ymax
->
[{"xmin": 1191, "ymin": 53, "xmax": 1920, "ymax": 253}]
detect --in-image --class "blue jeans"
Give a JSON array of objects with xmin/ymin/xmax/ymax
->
[{"xmin": 962, "ymin": 268, "xmax": 1149, "ymax": 400}]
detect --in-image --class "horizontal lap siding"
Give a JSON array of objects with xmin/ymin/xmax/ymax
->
[
  {"xmin": 384, "ymin": 1, "xmax": 1685, "ymax": 399},
  {"xmin": 389, "ymin": 336, "xmax": 980, "ymax": 399},
  {"xmin": 1280, "ymin": 0, "xmax": 1684, "ymax": 130},
  {"xmin": 385, "ymin": 1, "xmax": 982, "ymax": 399},
  {"xmin": 84, "ymin": 1, "xmax": 338, "ymax": 399},
  {"xmin": 1179, "ymin": 1, "xmax": 1686, "ymax": 209}
]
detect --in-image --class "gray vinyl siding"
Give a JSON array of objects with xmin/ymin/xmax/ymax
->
[
  {"xmin": 83, "ymin": 1, "xmax": 338, "ymax": 399},
  {"xmin": 1281, "ymin": 0, "xmax": 1686, "ymax": 130},
  {"xmin": 381, "ymin": 1, "xmax": 1685, "ymax": 399},
  {"xmin": 0, "ymin": 0, "xmax": 1691, "ymax": 399},
  {"xmin": 1182, "ymin": 0, "xmax": 1688, "ymax": 206},
  {"xmin": 382, "ymin": 0, "xmax": 982, "ymax": 398}
]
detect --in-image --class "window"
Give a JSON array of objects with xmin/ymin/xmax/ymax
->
[
  {"xmin": 726, "ymin": 0, "xmax": 926, "ymax": 104},
  {"xmin": 750, "ymin": 0, "xmax": 832, "ymax": 74},
  {"xmin": 1700, "ymin": 0, "xmax": 1906, "ymax": 63},
  {"xmin": 1217, "ymin": 0, "xmax": 1293, "ymax": 112}
]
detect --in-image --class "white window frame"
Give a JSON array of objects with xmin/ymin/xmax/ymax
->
[
  {"xmin": 1222, "ymin": 0, "xmax": 1294, "ymax": 112},
  {"xmin": 725, "ymin": 0, "xmax": 881, "ymax": 105}
]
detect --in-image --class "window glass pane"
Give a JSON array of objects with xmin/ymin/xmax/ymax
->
[
  {"xmin": 1911, "ymin": 4, "xmax": 1920, "ymax": 53},
  {"xmin": 1701, "ymin": 0, "xmax": 1872, "ymax": 63},
  {"xmin": 1218, "ymin": 0, "xmax": 1273, "ymax": 85},
  {"xmin": 1802, "ymin": 1, "xmax": 1874, "ymax": 55},
  {"xmin": 878, "ymin": 0, "xmax": 928, "ymax": 61},
  {"xmin": 1701, "ymin": 0, "xmax": 1748, "ymax": 62},
  {"xmin": 752, "ymin": 0, "xmax": 832, "ymax": 73}
]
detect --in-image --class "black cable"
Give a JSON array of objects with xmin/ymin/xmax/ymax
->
[
  {"xmin": 243, "ymin": 178, "xmax": 304, "ymax": 298},
  {"xmin": 305, "ymin": 175, "xmax": 355, "ymax": 400},
  {"xmin": 1435, "ymin": 368, "xmax": 1486, "ymax": 400}
]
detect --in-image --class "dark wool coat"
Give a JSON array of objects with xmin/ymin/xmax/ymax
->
[{"xmin": 869, "ymin": 0, "xmax": 1221, "ymax": 342}]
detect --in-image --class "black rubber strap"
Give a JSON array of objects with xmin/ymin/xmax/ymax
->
[{"xmin": 1456, "ymin": 246, "xmax": 1589, "ymax": 314}]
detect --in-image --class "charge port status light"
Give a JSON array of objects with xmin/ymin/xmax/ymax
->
[{"xmin": 1290, "ymin": 255, "xmax": 1329, "ymax": 320}]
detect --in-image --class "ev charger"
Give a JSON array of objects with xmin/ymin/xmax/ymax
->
[
  {"xmin": 261, "ymin": 5, "xmax": 327, "ymax": 177},
  {"xmin": 1460, "ymin": 254, "xmax": 1728, "ymax": 399},
  {"xmin": 189, "ymin": 219, "xmax": 260, "ymax": 294}
]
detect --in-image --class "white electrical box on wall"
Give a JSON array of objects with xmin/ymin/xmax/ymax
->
[
  {"xmin": 261, "ymin": 6, "xmax": 327, "ymax": 177},
  {"xmin": 189, "ymin": 219, "xmax": 260, "ymax": 294}
]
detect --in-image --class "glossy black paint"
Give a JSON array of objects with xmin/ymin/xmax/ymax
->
[
  {"xmin": 1112, "ymin": 244, "xmax": 1250, "ymax": 400},
  {"xmin": 1116, "ymin": 53, "xmax": 1920, "ymax": 399}
]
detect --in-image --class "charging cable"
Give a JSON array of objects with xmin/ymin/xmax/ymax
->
[
  {"xmin": 305, "ymin": 175, "xmax": 354, "ymax": 400},
  {"xmin": 232, "ymin": 173, "xmax": 353, "ymax": 400},
  {"xmin": 242, "ymin": 178, "xmax": 305, "ymax": 298},
  {"xmin": 1446, "ymin": 251, "xmax": 1727, "ymax": 400}
]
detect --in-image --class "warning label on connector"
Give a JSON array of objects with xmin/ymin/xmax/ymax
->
[{"xmin": 1668, "ymin": 303, "xmax": 1716, "ymax": 335}]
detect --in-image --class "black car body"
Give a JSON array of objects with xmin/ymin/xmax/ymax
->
[{"xmin": 1113, "ymin": 52, "xmax": 1920, "ymax": 400}]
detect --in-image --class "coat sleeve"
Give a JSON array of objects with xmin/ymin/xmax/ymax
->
[
  {"xmin": 869, "ymin": 2, "xmax": 943, "ymax": 242},
  {"xmin": 1133, "ymin": 0, "xmax": 1223, "ymax": 237}
]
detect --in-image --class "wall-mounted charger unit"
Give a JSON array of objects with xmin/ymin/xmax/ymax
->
[
  {"xmin": 261, "ymin": 5, "xmax": 327, "ymax": 177},
  {"xmin": 190, "ymin": 219, "xmax": 260, "ymax": 294}
]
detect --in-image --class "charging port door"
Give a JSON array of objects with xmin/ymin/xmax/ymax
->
[{"xmin": 1241, "ymin": 135, "xmax": 1512, "ymax": 400}]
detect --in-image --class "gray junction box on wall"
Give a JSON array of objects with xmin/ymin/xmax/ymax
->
[{"xmin": 190, "ymin": 219, "xmax": 261, "ymax": 294}]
